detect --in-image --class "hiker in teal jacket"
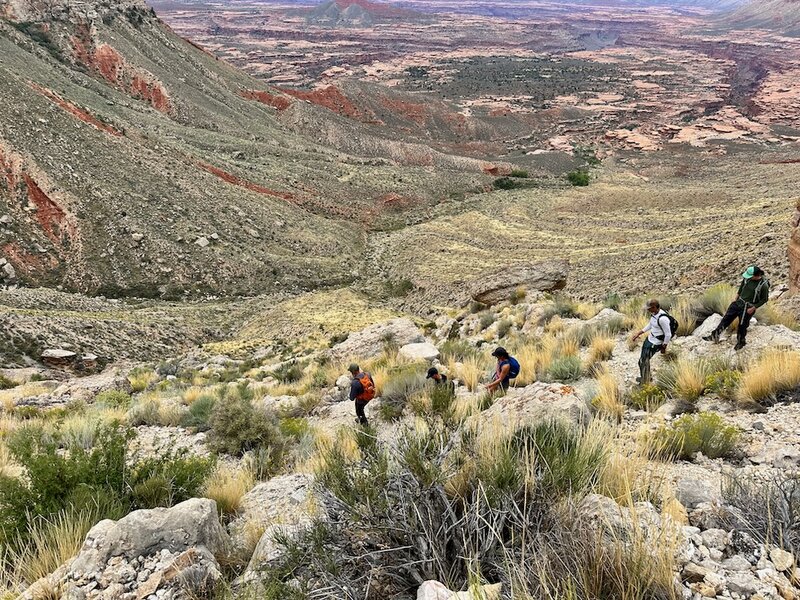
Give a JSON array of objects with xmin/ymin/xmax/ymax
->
[{"xmin": 704, "ymin": 266, "xmax": 770, "ymax": 350}]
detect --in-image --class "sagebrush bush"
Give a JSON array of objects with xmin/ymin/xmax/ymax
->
[
  {"xmin": 547, "ymin": 355, "xmax": 583, "ymax": 382},
  {"xmin": 128, "ymin": 368, "xmax": 157, "ymax": 393},
  {"xmin": 270, "ymin": 362, "xmax": 303, "ymax": 384},
  {"xmin": 94, "ymin": 390, "xmax": 132, "ymax": 408},
  {"xmin": 646, "ymin": 412, "xmax": 740, "ymax": 460},
  {"xmin": 704, "ymin": 369, "xmax": 742, "ymax": 402},
  {"xmin": 208, "ymin": 385, "xmax": 285, "ymax": 458},
  {"xmin": 542, "ymin": 296, "xmax": 580, "ymax": 322},
  {"xmin": 509, "ymin": 286, "xmax": 527, "ymax": 304},
  {"xmin": 180, "ymin": 394, "xmax": 216, "ymax": 431},
  {"xmin": 0, "ymin": 376, "xmax": 18, "ymax": 391},
  {"xmin": 496, "ymin": 318, "xmax": 513, "ymax": 339},
  {"xmin": 626, "ymin": 384, "xmax": 666, "ymax": 411},
  {"xmin": 439, "ymin": 339, "xmax": 478, "ymax": 363},
  {"xmin": 478, "ymin": 312, "xmax": 496, "ymax": 331}
]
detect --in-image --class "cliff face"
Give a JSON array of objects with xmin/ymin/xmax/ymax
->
[{"xmin": 790, "ymin": 204, "xmax": 800, "ymax": 293}]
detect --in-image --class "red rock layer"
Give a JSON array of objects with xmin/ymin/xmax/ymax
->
[
  {"xmin": 196, "ymin": 161, "xmax": 297, "ymax": 201},
  {"xmin": 279, "ymin": 86, "xmax": 363, "ymax": 120},
  {"xmin": 790, "ymin": 204, "xmax": 800, "ymax": 293},
  {"xmin": 30, "ymin": 83, "xmax": 122, "ymax": 136},
  {"xmin": 240, "ymin": 89, "xmax": 293, "ymax": 111}
]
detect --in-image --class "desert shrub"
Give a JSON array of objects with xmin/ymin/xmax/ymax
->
[
  {"xmin": 567, "ymin": 170, "xmax": 590, "ymax": 186},
  {"xmin": 603, "ymin": 293, "xmax": 622, "ymax": 310},
  {"xmin": 656, "ymin": 358, "xmax": 713, "ymax": 403},
  {"xmin": 542, "ymin": 296, "xmax": 580, "ymax": 322},
  {"xmin": 496, "ymin": 318, "xmax": 513, "ymax": 339},
  {"xmin": 127, "ymin": 449, "xmax": 214, "ymax": 509},
  {"xmin": 0, "ymin": 376, "xmax": 18, "ymax": 391},
  {"xmin": 328, "ymin": 332, "xmax": 349, "ymax": 347},
  {"xmin": 704, "ymin": 369, "xmax": 742, "ymax": 402},
  {"xmin": 509, "ymin": 286, "xmax": 527, "ymax": 305},
  {"xmin": 379, "ymin": 369, "xmax": 427, "ymax": 421},
  {"xmin": 126, "ymin": 398, "xmax": 162, "ymax": 426},
  {"xmin": 208, "ymin": 384, "xmax": 285, "ymax": 458},
  {"xmin": 478, "ymin": 311, "xmax": 496, "ymax": 331},
  {"xmin": 469, "ymin": 300, "xmax": 486, "ymax": 314},
  {"xmin": 128, "ymin": 368, "xmax": 157, "ymax": 393},
  {"xmin": 626, "ymin": 384, "xmax": 666, "ymax": 411},
  {"xmin": 439, "ymin": 339, "xmax": 478, "ymax": 363},
  {"xmin": 410, "ymin": 384, "xmax": 456, "ymax": 424},
  {"xmin": 736, "ymin": 350, "xmax": 800, "ymax": 407},
  {"xmin": 510, "ymin": 169, "xmax": 529, "ymax": 178},
  {"xmin": 646, "ymin": 412, "xmax": 740, "ymax": 461},
  {"xmin": 697, "ymin": 283, "xmax": 736, "ymax": 319},
  {"xmin": 722, "ymin": 472, "xmax": 800, "ymax": 555},
  {"xmin": 282, "ymin": 421, "xmax": 676, "ymax": 600},
  {"xmin": 94, "ymin": 390, "xmax": 132, "ymax": 409},
  {"xmin": 180, "ymin": 394, "xmax": 216, "ymax": 431},
  {"xmin": 493, "ymin": 176, "xmax": 521, "ymax": 190},
  {"xmin": 547, "ymin": 356, "xmax": 583, "ymax": 382},
  {"xmin": 270, "ymin": 362, "xmax": 303, "ymax": 384},
  {"xmin": 384, "ymin": 279, "xmax": 414, "ymax": 298}
]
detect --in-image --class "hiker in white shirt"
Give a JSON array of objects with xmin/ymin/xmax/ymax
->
[{"xmin": 632, "ymin": 299, "xmax": 673, "ymax": 384}]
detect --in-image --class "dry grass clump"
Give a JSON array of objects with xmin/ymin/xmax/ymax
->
[
  {"xmin": 736, "ymin": 350, "xmax": 800, "ymax": 407},
  {"xmin": 182, "ymin": 386, "xmax": 206, "ymax": 405},
  {"xmin": 697, "ymin": 283, "xmax": 736, "ymax": 319},
  {"xmin": 591, "ymin": 368, "xmax": 624, "ymax": 422},
  {"xmin": 670, "ymin": 297, "xmax": 697, "ymax": 336},
  {"xmin": 202, "ymin": 464, "xmax": 255, "ymax": 518},
  {"xmin": 758, "ymin": 303, "xmax": 800, "ymax": 330},
  {"xmin": 656, "ymin": 358, "xmax": 713, "ymax": 403},
  {"xmin": 128, "ymin": 369, "xmax": 158, "ymax": 393},
  {"xmin": 588, "ymin": 335, "xmax": 616, "ymax": 364},
  {"xmin": 448, "ymin": 355, "xmax": 492, "ymax": 392}
]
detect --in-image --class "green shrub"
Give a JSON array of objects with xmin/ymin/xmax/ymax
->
[
  {"xmin": 496, "ymin": 318, "xmax": 513, "ymax": 339},
  {"xmin": 704, "ymin": 369, "xmax": 742, "ymax": 402},
  {"xmin": 626, "ymin": 384, "xmax": 666, "ymax": 411},
  {"xmin": 270, "ymin": 362, "xmax": 303, "ymax": 384},
  {"xmin": 384, "ymin": 279, "xmax": 414, "ymax": 298},
  {"xmin": 95, "ymin": 390, "xmax": 132, "ymax": 408},
  {"xmin": 478, "ymin": 312, "xmax": 496, "ymax": 331},
  {"xmin": 547, "ymin": 356, "xmax": 583, "ymax": 382},
  {"xmin": 180, "ymin": 394, "xmax": 216, "ymax": 431},
  {"xmin": 469, "ymin": 301, "xmax": 486, "ymax": 314},
  {"xmin": 646, "ymin": 412, "xmax": 740, "ymax": 460},
  {"xmin": 567, "ymin": 170, "xmax": 590, "ymax": 186},
  {"xmin": 512, "ymin": 419, "xmax": 606, "ymax": 497},
  {"xmin": 697, "ymin": 284, "xmax": 736, "ymax": 319},
  {"xmin": 542, "ymin": 296, "xmax": 580, "ymax": 322},
  {"xmin": 439, "ymin": 339, "xmax": 478, "ymax": 362},
  {"xmin": 208, "ymin": 385, "xmax": 285, "ymax": 457},
  {"xmin": 510, "ymin": 169, "xmax": 529, "ymax": 178},
  {"xmin": 129, "ymin": 451, "xmax": 214, "ymax": 509},
  {"xmin": 493, "ymin": 177, "xmax": 521, "ymax": 190},
  {"xmin": 379, "ymin": 369, "xmax": 427, "ymax": 422},
  {"xmin": 127, "ymin": 399, "xmax": 161, "ymax": 426},
  {"xmin": 0, "ymin": 375, "xmax": 18, "ymax": 390},
  {"xmin": 328, "ymin": 333, "xmax": 349, "ymax": 347},
  {"xmin": 603, "ymin": 293, "xmax": 622, "ymax": 310}
]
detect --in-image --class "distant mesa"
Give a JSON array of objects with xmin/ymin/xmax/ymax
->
[{"xmin": 306, "ymin": 0, "xmax": 420, "ymax": 27}]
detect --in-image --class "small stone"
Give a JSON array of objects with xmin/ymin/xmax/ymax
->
[
  {"xmin": 752, "ymin": 421, "xmax": 765, "ymax": 431},
  {"xmin": 131, "ymin": 233, "xmax": 144, "ymax": 242},
  {"xmin": 0, "ymin": 215, "xmax": 11, "ymax": 224},
  {"xmin": 723, "ymin": 556, "xmax": 752, "ymax": 571},
  {"xmin": 210, "ymin": 233, "xmax": 219, "ymax": 240},
  {"xmin": 726, "ymin": 572, "xmax": 760, "ymax": 595},
  {"xmin": 701, "ymin": 529, "xmax": 728, "ymax": 551},
  {"xmin": 770, "ymin": 548, "xmax": 795, "ymax": 572},
  {"xmin": 682, "ymin": 562, "xmax": 710, "ymax": 583},
  {"xmin": 195, "ymin": 237, "xmax": 210, "ymax": 247},
  {"xmin": 690, "ymin": 582, "xmax": 717, "ymax": 598}
]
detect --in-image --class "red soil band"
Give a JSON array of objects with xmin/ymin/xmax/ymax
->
[
  {"xmin": 240, "ymin": 89, "xmax": 293, "ymax": 111},
  {"xmin": 196, "ymin": 161, "xmax": 297, "ymax": 201},
  {"xmin": 30, "ymin": 83, "xmax": 122, "ymax": 136}
]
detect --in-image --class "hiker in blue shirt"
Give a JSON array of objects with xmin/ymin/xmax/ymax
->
[{"xmin": 485, "ymin": 346, "xmax": 520, "ymax": 393}]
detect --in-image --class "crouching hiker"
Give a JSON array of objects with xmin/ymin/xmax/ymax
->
[
  {"xmin": 427, "ymin": 366, "xmax": 455, "ymax": 393},
  {"xmin": 348, "ymin": 363, "xmax": 375, "ymax": 427},
  {"xmin": 703, "ymin": 266, "xmax": 769, "ymax": 351},
  {"xmin": 632, "ymin": 299, "xmax": 673, "ymax": 385},
  {"xmin": 485, "ymin": 347, "xmax": 520, "ymax": 394}
]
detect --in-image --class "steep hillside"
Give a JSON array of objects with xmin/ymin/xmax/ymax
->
[
  {"xmin": 0, "ymin": 0, "xmax": 490, "ymax": 298},
  {"xmin": 725, "ymin": 0, "xmax": 800, "ymax": 36}
]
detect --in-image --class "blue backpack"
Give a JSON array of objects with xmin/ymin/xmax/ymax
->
[{"xmin": 508, "ymin": 357, "xmax": 521, "ymax": 379}]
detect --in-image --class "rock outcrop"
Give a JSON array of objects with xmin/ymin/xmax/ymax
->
[
  {"xmin": 470, "ymin": 260, "xmax": 569, "ymax": 306},
  {"xmin": 790, "ymin": 203, "xmax": 800, "ymax": 293},
  {"xmin": 479, "ymin": 382, "xmax": 591, "ymax": 427},
  {"xmin": 23, "ymin": 499, "xmax": 229, "ymax": 600},
  {"xmin": 329, "ymin": 318, "xmax": 423, "ymax": 360}
]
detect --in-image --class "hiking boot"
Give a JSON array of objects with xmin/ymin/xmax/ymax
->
[
  {"xmin": 734, "ymin": 340, "xmax": 747, "ymax": 351},
  {"xmin": 703, "ymin": 330, "xmax": 721, "ymax": 344}
]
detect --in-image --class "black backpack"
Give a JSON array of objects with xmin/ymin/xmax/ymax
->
[{"xmin": 659, "ymin": 311, "xmax": 679, "ymax": 338}]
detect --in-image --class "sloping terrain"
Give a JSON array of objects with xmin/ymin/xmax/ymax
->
[
  {"xmin": 724, "ymin": 0, "xmax": 800, "ymax": 36},
  {"xmin": 0, "ymin": 0, "xmax": 502, "ymax": 297}
]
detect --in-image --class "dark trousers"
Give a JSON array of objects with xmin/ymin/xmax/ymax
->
[
  {"xmin": 716, "ymin": 299, "xmax": 753, "ymax": 343},
  {"xmin": 638, "ymin": 339, "xmax": 662, "ymax": 384},
  {"xmin": 355, "ymin": 400, "xmax": 369, "ymax": 426}
]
